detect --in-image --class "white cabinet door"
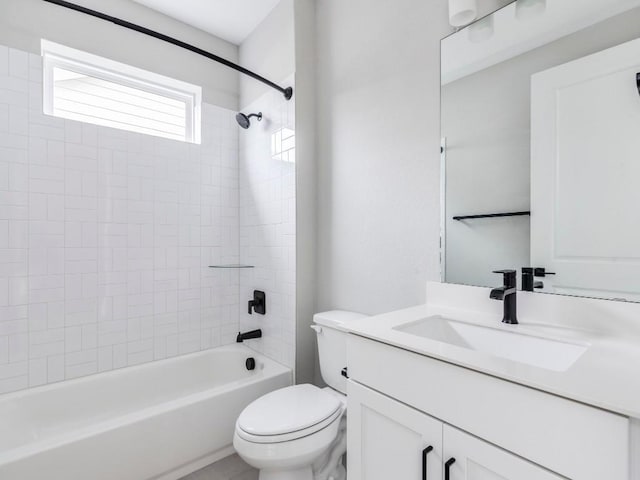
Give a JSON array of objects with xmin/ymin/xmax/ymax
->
[
  {"xmin": 443, "ymin": 425, "xmax": 565, "ymax": 480},
  {"xmin": 347, "ymin": 380, "xmax": 443, "ymax": 480},
  {"xmin": 530, "ymin": 37, "xmax": 640, "ymax": 301}
]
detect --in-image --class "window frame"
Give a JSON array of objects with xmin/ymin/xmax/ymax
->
[{"xmin": 41, "ymin": 40, "xmax": 202, "ymax": 144}]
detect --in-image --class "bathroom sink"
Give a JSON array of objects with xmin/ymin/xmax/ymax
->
[{"xmin": 393, "ymin": 316, "xmax": 588, "ymax": 372}]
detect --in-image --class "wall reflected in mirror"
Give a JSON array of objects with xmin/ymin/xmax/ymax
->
[{"xmin": 441, "ymin": 0, "xmax": 640, "ymax": 301}]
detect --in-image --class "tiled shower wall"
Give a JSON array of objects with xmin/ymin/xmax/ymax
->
[
  {"xmin": 239, "ymin": 78, "xmax": 296, "ymax": 369},
  {"xmin": 0, "ymin": 45, "xmax": 240, "ymax": 394}
]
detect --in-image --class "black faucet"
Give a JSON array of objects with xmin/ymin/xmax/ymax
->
[
  {"xmin": 522, "ymin": 268, "xmax": 544, "ymax": 292},
  {"xmin": 237, "ymin": 329, "xmax": 262, "ymax": 343},
  {"xmin": 490, "ymin": 270, "xmax": 518, "ymax": 324},
  {"xmin": 248, "ymin": 290, "xmax": 266, "ymax": 315},
  {"xmin": 522, "ymin": 267, "xmax": 555, "ymax": 292}
]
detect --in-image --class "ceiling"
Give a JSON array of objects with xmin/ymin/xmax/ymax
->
[{"xmin": 131, "ymin": 0, "xmax": 281, "ymax": 45}]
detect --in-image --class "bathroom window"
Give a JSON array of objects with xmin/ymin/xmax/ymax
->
[
  {"xmin": 42, "ymin": 40, "xmax": 201, "ymax": 143},
  {"xmin": 271, "ymin": 127, "xmax": 295, "ymax": 163}
]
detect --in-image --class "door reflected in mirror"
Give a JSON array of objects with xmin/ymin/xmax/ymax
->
[{"xmin": 441, "ymin": 0, "xmax": 640, "ymax": 301}]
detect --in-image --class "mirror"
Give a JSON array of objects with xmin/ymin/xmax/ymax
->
[{"xmin": 441, "ymin": 0, "xmax": 640, "ymax": 301}]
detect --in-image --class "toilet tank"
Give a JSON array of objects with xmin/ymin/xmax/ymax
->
[{"xmin": 313, "ymin": 311, "xmax": 368, "ymax": 394}]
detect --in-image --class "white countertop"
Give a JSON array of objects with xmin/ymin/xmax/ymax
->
[{"xmin": 346, "ymin": 283, "xmax": 640, "ymax": 419}]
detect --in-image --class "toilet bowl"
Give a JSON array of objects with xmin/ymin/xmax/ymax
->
[{"xmin": 233, "ymin": 311, "xmax": 367, "ymax": 480}]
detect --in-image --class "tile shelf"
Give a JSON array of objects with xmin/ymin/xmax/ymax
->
[{"xmin": 208, "ymin": 265, "xmax": 255, "ymax": 269}]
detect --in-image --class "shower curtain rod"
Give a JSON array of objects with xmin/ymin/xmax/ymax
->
[{"xmin": 42, "ymin": 0, "xmax": 294, "ymax": 101}]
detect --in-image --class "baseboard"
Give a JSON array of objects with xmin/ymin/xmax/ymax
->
[{"xmin": 153, "ymin": 445, "xmax": 236, "ymax": 480}]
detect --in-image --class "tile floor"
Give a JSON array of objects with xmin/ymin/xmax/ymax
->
[{"xmin": 180, "ymin": 455, "xmax": 258, "ymax": 480}]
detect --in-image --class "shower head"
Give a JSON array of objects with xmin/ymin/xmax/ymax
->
[{"xmin": 235, "ymin": 112, "xmax": 262, "ymax": 129}]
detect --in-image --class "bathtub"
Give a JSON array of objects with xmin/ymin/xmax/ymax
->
[{"xmin": 0, "ymin": 344, "xmax": 291, "ymax": 480}]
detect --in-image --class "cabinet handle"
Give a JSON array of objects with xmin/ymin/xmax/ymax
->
[
  {"xmin": 421, "ymin": 446, "xmax": 433, "ymax": 480},
  {"xmin": 445, "ymin": 457, "xmax": 456, "ymax": 480}
]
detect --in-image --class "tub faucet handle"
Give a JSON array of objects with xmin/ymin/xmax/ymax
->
[{"xmin": 248, "ymin": 290, "xmax": 266, "ymax": 315}]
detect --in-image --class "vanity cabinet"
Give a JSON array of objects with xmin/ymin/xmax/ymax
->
[
  {"xmin": 442, "ymin": 425, "xmax": 564, "ymax": 480},
  {"xmin": 348, "ymin": 380, "xmax": 563, "ymax": 480},
  {"xmin": 347, "ymin": 380, "xmax": 443, "ymax": 480},
  {"xmin": 347, "ymin": 334, "xmax": 631, "ymax": 480}
]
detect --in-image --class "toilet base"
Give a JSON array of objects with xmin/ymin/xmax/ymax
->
[{"xmin": 259, "ymin": 466, "xmax": 313, "ymax": 480}]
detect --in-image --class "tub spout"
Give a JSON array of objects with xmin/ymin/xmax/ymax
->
[{"xmin": 236, "ymin": 329, "xmax": 262, "ymax": 343}]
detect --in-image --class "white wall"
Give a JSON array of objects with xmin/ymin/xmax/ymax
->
[
  {"xmin": 313, "ymin": 0, "xmax": 515, "ymax": 318},
  {"xmin": 314, "ymin": 0, "xmax": 450, "ymax": 315},
  {"xmin": 0, "ymin": 45, "xmax": 241, "ymax": 394},
  {"xmin": 292, "ymin": 0, "xmax": 317, "ymax": 385},
  {"xmin": 239, "ymin": 0, "xmax": 295, "ymax": 107},
  {"xmin": 0, "ymin": 0, "xmax": 239, "ymax": 109}
]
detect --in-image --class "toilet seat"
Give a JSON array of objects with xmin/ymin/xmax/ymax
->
[{"xmin": 236, "ymin": 384, "xmax": 343, "ymax": 444}]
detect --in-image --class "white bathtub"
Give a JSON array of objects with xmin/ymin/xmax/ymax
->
[{"xmin": 0, "ymin": 344, "xmax": 291, "ymax": 480}]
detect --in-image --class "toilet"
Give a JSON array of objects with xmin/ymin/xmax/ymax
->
[{"xmin": 233, "ymin": 311, "xmax": 367, "ymax": 480}]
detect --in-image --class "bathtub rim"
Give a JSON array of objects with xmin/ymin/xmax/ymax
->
[{"xmin": 0, "ymin": 343, "xmax": 289, "ymax": 404}]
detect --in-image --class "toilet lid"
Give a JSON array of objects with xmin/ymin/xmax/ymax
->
[{"xmin": 237, "ymin": 384, "xmax": 342, "ymax": 437}]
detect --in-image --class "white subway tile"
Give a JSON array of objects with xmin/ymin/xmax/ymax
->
[
  {"xmin": 65, "ymin": 326, "xmax": 82, "ymax": 352},
  {"xmin": 97, "ymin": 346, "xmax": 113, "ymax": 372},
  {"xmin": 29, "ymin": 328, "xmax": 64, "ymax": 359},
  {"xmin": 47, "ymin": 354, "xmax": 64, "ymax": 383},
  {"xmin": 47, "ymin": 140, "xmax": 65, "ymax": 168},
  {"xmin": 30, "ymin": 110, "xmax": 63, "ymax": 128},
  {"xmin": 28, "ymin": 82, "xmax": 42, "ymax": 112},
  {"xmin": 0, "ymin": 336, "xmax": 8, "ymax": 364},
  {"xmin": 65, "ymin": 222, "xmax": 82, "ymax": 248},
  {"xmin": 65, "ymin": 356, "xmax": 97, "ymax": 380},
  {"xmin": 0, "ymin": 90, "xmax": 28, "ymax": 108},
  {"xmin": 65, "ymin": 170, "xmax": 83, "ymax": 196},
  {"xmin": 82, "ymin": 223, "xmax": 97, "ymax": 247},
  {"xmin": 30, "ymin": 124, "xmax": 64, "ymax": 141},
  {"xmin": 127, "ymin": 339, "xmax": 153, "ymax": 366},
  {"xmin": 0, "ymin": 374, "xmax": 27, "ymax": 394},
  {"xmin": 98, "ymin": 129, "xmax": 128, "ymax": 150},
  {"xmin": 28, "ymin": 303, "xmax": 47, "ymax": 332},
  {"xmin": 0, "ymin": 160, "xmax": 8, "ymax": 190},
  {"xmin": 47, "ymin": 302, "xmax": 65, "ymax": 329},
  {"xmin": 9, "ymin": 105, "xmax": 28, "ymax": 136},
  {"xmin": 0, "ymin": 305, "xmax": 28, "ymax": 323},
  {"xmin": 28, "ymin": 54, "xmax": 42, "ymax": 83},
  {"xmin": 0, "ymin": 132, "xmax": 28, "ymax": 151},
  {"xmin": 82, "ymin": 124, "xmax": 98, "ymax": 147},
  {"xmin": 66, "ymin": 143, "xmax": 97, "ymax": 160},
  {"xmin": 9, "ymin": 163, "xmax": 28, "ymax": 192},
  {"xmin": 0, "ymin": 248, "xmax": 27, "ymax": 266},
  {"xmin": 0, "ymin": 68, "xmax": 250, "ymax": 393},
  {"xmin": 29, "ymin": 178, "xmax": 64, "ymax": 195},
  {"xmin": 8, "ymin": 49, "xmax": 28, "ymax": 80},
  {"xmin": 39, "ymin": 202, "xmax": 62, "ymax": 227},
  {"xmin": 0, "ymin": 221, "xmax": 7, "ymax": 248},
  {"xmin": 0, "ymin": 46, "xmax": 8, "ymax": 76},
  {"xmin": 28, "ymin": 357, "xmax": 47, "ymax": 387},
  {"xmin": 29, "ymin": 285, "xmax": 64, "ymax": 306},
  {"xmin": 65, "ymin": 298, "xmax": 98, "ymax": 326},
  {"xmin": 0, "ymin": 104, "xmax": 8, "ymax": 133},
  {"xmin": 9, "ymin": 277, "xmax": 28, "ymax": 305},
  {"xmin": 0, "ymin": 316, "xmax": 28, "ymax": 336},
  {"xmin": 0, "ymin": 75, "xmax": 28, "ymax": 95},
  {"xmin": 64, "ymin": 121, "xmax": 83, "ymax": 144},
  {"xmin": 82, "ymin": 323, "xmax": 97, "ymax": 350},
  {"xmin": 28, "ymin": 137, "xmax": 47, "ymax": 165},
  {"xmin": 113, "ymin": 344, "xmax": 127, "ymax": 368}
]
